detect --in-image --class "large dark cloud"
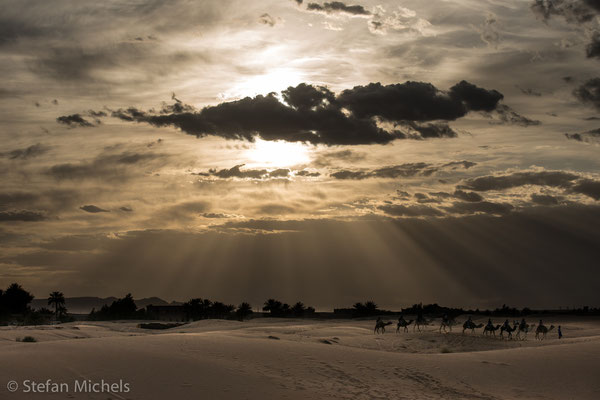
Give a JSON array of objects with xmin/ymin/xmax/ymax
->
[
  {"xmin": 112, "ymin": 81, "xmax": 507, "ymax": 145},
  {"xmin": 573, "ymin": 78, "xmax": 600, "ymax": 110},
  {"xmin": 306, "ymin": 2, "xmax": 371, "ymax": 16}
]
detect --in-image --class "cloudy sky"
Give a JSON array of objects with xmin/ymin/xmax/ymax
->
[{"xmin": 1, "ymin": 0, "xmax": 599, "ymax": 309}]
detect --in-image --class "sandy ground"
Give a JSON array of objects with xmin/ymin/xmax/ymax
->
[{"xmin": 0, "ymin": 316, "xmax": 599, "ymax": 399}]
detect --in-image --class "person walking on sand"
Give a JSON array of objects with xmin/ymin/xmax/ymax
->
[{"xmin": 558, "ymin": 325, "xmax": 563, "ymax": 339}]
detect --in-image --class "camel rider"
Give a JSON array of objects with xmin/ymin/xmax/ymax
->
[
  {"xmin": 486, "ymin": 318, "xmax": 493, "ymax": 329},
  {"xmin": 519, "ymin": 318, "xmax": 527, "ymax": 330},
  {"xmin": 398, "ymin": 314, "xmax": 406, "ymax": 324},
  {"xmin": 442, "ymin": 314, "xmax": 449, "ymax": 324},
  {"xmin": 502, "ymin": 319, "xmax": 510, "ymax": 330}
]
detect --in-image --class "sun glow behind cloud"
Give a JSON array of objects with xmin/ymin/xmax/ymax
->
[{"xmin": 245, "ymin": 138, "xmax": 311, "ymax": 168}]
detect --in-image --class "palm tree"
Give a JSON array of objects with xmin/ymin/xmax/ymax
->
[
  {"xmin": 291, "ymin": 302, "xmax": 306, "ymax": 317},
  {"xmin": 48, "ymin": 291, "xmax": 65, "ymax": 319},
  {"xmin": 263, "ymin": 299, "xmax": 283, "ymax": 316},
  {"xmin": 236, "ymin": 302, "xmax": 253, "ymax": 321}
]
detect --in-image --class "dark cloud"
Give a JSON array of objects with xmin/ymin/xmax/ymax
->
[
  {"xmin": 0, "ymin": 210, "xmax": 47, "ymax": 222},
  {"xmin": 531, "ymin": 193, "xmax": 560, "ymax": 205},
  {"xmin": 565, "ymin": 127, "xmax": 600, "ymax": 142},
  {"xmin": 80, "ymin": 205, "xmax": 109, "ymax": 213},
  {"xmin": 445, "ymin": 201, "xmax": 514, "ymax": 215},
  {"xmin": 330, "ymin": 161, "xmax": 475, "ymax": 180},
  {"xmin": 113, "ymin": 81, "xmax": 507, "ymax": 145},
  {"xmin": 573, "ymin": 78, "xmax": 600, "ymax": 110},
  {"xmin": 306, "ymin": 2, "xmax": 371, "ymax": 16},
  {"xmin": 460, "ymin": 171, "xmax": 579, "ymax": 191},
  {"xmin": 197, "ymin": 165, "xmax": 305, "ymax": 180},
  {"xmin": 119, "ymin": 206, "xmax": 133, "ymax": 212},
  {"xmin": 269, "ymin": 168, "xmax": 291, "ymax": 178},
  {"xmin": 56, "ymin": 113, "xmax": 94, "ymax": 127},
  {"xmin": 570, "ymin": 178, "xmax": 600, "ymax": 199},
  {"xmin": 587, "ymin": 32, "xmax": 600, "ymax": 58},
  {"xmin": 337, "ymin": 80, "xmax": 503, "ymax": 122},
  {"xmin": 531, "ymin": 0, "xmax": 599, "ymax": 24},
  {"xmin": 1, "ymin": 143, "xmax": 48, "ymax": 160},
  {"xmin": 202, "ymin": 213, "xmax": 230, "ymax": 219},
  {"xmin": 378, "ymin": 204, "xmax": 443, "ymax": 217},
  {"xmin": 453, "ymin": 190, "xmax": 484, "ymax": 202},
  {"xmin": 208, "ymin": 164, "xmax": 268, "ymax": 179},
  {"xmin": 296, "ymin": 170, "xmax": 321, "ymax": 177}
]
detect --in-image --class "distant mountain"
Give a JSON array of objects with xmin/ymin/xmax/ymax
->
[{"xmin": 30, "ymin": 296, "xmax": 178, "ymax": 314}]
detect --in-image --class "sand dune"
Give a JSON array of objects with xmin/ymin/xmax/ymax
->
[{"xmin": 1, "ymin": 316, "xmax": 599, "ymax": 399}]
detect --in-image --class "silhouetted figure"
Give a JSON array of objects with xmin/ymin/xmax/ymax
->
[
  {"xmin": 462, "ymin": 317, "xmax": 483, "ymax": 334},
  {"xmin": 558, "ymin": 325, "xmax": 563, "ymax": 339},
  {"xmin": 535, "ymin": 321, "xmax": 555, "ymax": 340},
  {"xmin": 439, "ymin": 313, "xmax": 453, "ymax": 333},
  {"xmin": 374, "ymin": 318, "xmax": 392, "ymax": 334},
  {"xmin": 396, "ymin": 315, "xmax": 413, "ymax": 333}
]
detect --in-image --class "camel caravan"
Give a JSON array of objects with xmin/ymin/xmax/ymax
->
[{"xmin": 375, "ymin": 315, "xmax": 557, "ymax": 340}]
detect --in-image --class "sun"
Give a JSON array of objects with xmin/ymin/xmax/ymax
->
[{"xmin": 245, "ymin": 139, "xmax": 311, "ymax": 168}]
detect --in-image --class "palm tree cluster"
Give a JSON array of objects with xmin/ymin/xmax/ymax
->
[
  {"xmin": 183, "ymin": 298, "xmax": 236, "ymax": 320},
  {"xmin": 262, "ymin": 299, "xmax": 315, "ymax": 317},
  {"xmin": 352, "ymin": 301, "xmax": 379, "ymax": 316},
  {"xmin": 89, "ymin": 293, "xmax": 140, "ymax": 320}
]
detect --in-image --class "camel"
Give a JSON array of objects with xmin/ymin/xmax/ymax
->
[
  {"xmin": 439, "ymin": 317, "xmax": 456, "ymax": 333},
  {"xmin": 535, "ymin": 324, "xmax": 555, "ymax": 340},
  {"xmin": 500, "ymin": 322, "xmax": 519, "ymax": 340},
  {"xmin": 413, "ymin": 316, "xmax": 429, "ymax": 332},
  {"xmin": 462, "ymin": 320, "xmax": 484, "ymax": 334},
  {"xmin": 396, "ymin": 319, "xmax": 413, "ymax": 333},
  {"xmin": 374, "ymin": 320, "xmax": 393, "ymax": 334},
  {"xmin": 516, "ymin": 323, "xmax": 536, "ymax": 340},
  {"xmin": 483, "ymin": 324, "xmax": 501, "ymax": 337}
]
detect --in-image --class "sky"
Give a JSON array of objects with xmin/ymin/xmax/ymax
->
[{"xmin": 1, "ymin": 0, "xmax": 599, "ymax": 310}]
